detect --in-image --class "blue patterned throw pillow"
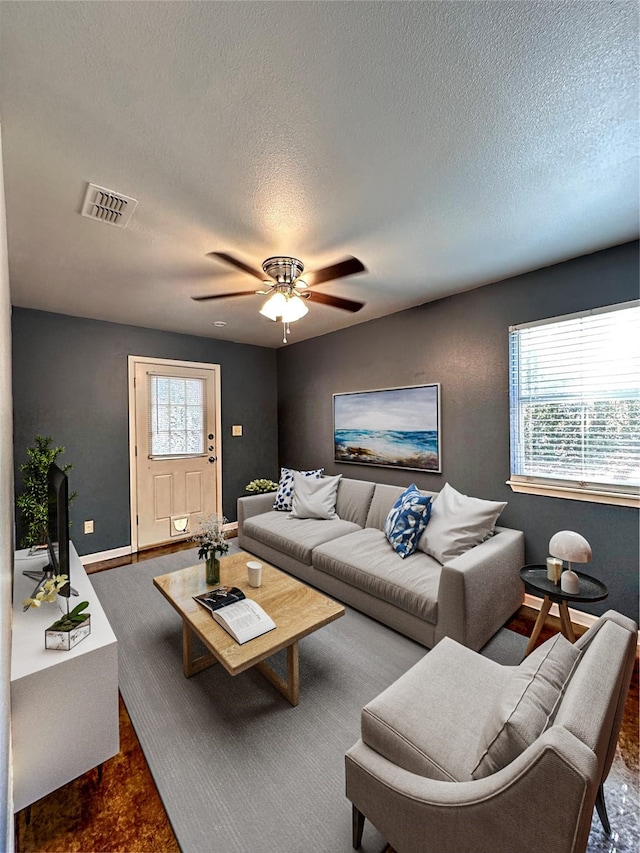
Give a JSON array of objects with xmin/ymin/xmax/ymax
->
[
  {"xmin": 273, "ymin": 467, "xmax": 324, "ymax": 512},
  {"xmin": 384, "ymin": 485, "xmax": 432, "ymax": 558}
]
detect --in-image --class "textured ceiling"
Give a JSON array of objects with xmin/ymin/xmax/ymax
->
[{"xmin": 0, "ymin": 1, "xmax": 638, "ymax": 348}]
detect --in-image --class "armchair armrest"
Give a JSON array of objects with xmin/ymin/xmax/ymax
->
[
  {"xmin": 346, "ymin": 726, "xmax": 597, "ymax": 853},
  {"xmin": 435, "ymin": 526, "xmax": 525, "ymax": 650}
]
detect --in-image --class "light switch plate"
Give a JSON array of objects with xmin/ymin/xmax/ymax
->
[
  {"xmin": 232, "ymin": 425, "xmax": 243, "ymax": 436},
  {"xmin": 84, "ymin": 520, "xmax": 94, "ymax": 534}
]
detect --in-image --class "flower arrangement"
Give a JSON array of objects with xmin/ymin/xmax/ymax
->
[
  {"xmin": 245, "ymin": 478, "xmax": 279, "ymax": 494},
  {"xmin": 22, "ymin": 574, "xmax": 70, "ymax": 609},
  {"xmin": 192, "ymin": 513, "xmax": 230, "ymax": 561},
  {"xmin": 23, "ymin": 574, "xmax": 91, "ymax": 638}
]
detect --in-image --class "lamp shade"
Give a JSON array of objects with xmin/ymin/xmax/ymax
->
[
  {"xmin": 259, "ymin": 291, "xmax": 288, "ymax": 321},
  {"xmin": 259, "ymin": 291, "xmax": 308, "ymax": 323},
  {"xmin": 280, "ymin": 294, "xmax": 309, "ymax": 322},
  {"xmin": 548, "ymin": 530, "xmax": 592, "ymax": 563}
]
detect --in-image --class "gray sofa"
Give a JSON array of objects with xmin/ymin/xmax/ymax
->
[{"xmin": 237, "ymin": 477, "xmax": 525, "ymax": 650}]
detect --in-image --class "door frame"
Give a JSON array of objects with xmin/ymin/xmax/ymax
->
[{"xmin": 128, "ymin": 355, "xmax": 223, "ymax": 554}]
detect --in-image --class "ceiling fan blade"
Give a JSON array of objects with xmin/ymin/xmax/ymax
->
[
  {"xmin": 206, "ymin": 252, "xmax": 265, "ymax": 282},
  {"xmin": 191, "ymin": 290, "xmax": 259, "ymax": 302},
  {"xmin": 303, "ymin": 256, "xmax": 366, "ymax": 287},
  {"xmin": 306, "ymin": 291, "xmax": 365, "ymax": 313}
]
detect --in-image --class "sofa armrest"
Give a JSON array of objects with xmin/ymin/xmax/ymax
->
[
  {"xmin": 435, "ymin": 526, "xmax": 525, "ymax": 650},
  {"xmin": 346, "ymin": 726, "xmax": 597, "ymax": 853},
  {"xmin": 237, "ymin": 492, "xmax": 276, "ymax": 531}
]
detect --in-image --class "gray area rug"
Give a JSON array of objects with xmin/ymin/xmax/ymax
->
[{"xmin": 91, "ymin": 545, "xmax": 638, "ymax": 853}]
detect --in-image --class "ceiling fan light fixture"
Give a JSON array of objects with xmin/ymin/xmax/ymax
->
[
  {"xmin": 260, "ymin": 291, "xmax": 308, "ymax": 323},
  {"xmin": 259, "ymin": 291, "xmax": 288, "ymax": 321}
]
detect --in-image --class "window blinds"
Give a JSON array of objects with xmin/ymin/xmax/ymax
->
[{"xmin": 509, "ymin": 301, "xmax": 640, "ymax": 496}]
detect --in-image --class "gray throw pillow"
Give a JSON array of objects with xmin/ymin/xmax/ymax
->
[
  {"xmin": 472, "ymin": 634, "xmax": 581, "ymax": 779},
  {"xmin": 289, "ymin": 473, "xmax": 342, "ymax": 520},
  {"xmin": 417, "ymin": 482, "xmax": 507, "ymax": 563}
]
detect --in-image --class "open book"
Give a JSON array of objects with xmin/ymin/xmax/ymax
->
[{"xmin": 194, "ymin": 586, "xmax": 276, "ymax": 644}]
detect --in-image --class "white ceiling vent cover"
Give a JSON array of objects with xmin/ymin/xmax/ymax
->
[{"xmin": 81, "ymin": 182, "xmax": 138, "ymax": 228}]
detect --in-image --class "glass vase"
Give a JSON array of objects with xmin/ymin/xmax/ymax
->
[{"xmin": 205, "ymin": 556, "xmax": 220, "ymax": 586}]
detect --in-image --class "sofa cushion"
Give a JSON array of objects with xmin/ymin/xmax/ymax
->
[
  {"xmin": 273, "ymin": 467, "xmax": 324, "ymax": 512},
  {"xmin": 472, "ymin": 633, "xmax": 581, "ymax": 779},
  {"xmin": 335, "ymin": 478, "xmax": 376, "ymax": 527},
  {"xmin": 362, "ymin": 637, "xmax": 511, "ymax": 781},
  {"xmin": 243, "ymin": 511, "xmax": 359, "ymax": 565},
  {"xmin": 383, "ymin": 485, "xmax": 432, "ymax": 558},
  {"xmin": 365, "ymin": 484, "xmax": 410, "ymax": 530},
  {"xmin": 418, "ymin": 482, "xmax": 507, "ymax": 563},
  {"xmin": 313, "ymin": 527, "xmax": 441, "ymax": 623},
  {"xmin": 290, "ymin": 473, "xmax": 342, "ymax": 520}
]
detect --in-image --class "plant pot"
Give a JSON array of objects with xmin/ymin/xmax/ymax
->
[
  {"xmin": 45, "ymin": 616, "xmax": 91, "ymax": 651},
  {"xmin": 206, "ymin": 557, "xmax": 220, "ymax": 586}
]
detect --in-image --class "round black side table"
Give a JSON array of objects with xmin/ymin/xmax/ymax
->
[{"xmin": 519, "ymin": 565, "xmax": 608, "ymax": 656}]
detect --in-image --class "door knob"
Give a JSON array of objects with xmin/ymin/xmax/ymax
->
[{"xmin": 208, "ymin": 456, "xmax": 217, "ymax": 463}]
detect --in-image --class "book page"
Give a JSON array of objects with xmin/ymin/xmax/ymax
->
[{"xmin": 212, "ymin": 599, "xmax": 276, "ymax": 644}]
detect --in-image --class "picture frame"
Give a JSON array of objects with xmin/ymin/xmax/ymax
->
[{"xmin": 333, "ymin": 383, "xmax": 441, "ymax": 472}]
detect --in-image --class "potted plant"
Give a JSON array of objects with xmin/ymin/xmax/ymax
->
[
  {"xmin": 245, "ymin": 478, "xmax": 279, "ymax": 494},
  {"xmin": 17, "ymin": 435, "xmax": 76, "ymax": 549},
  {"xmin": 192, "ymin": 513, "xmax": 229, "ymax": 585},
  {"xmin": 22, "ymin": 574, "xmax": 91, "ymax": 651}
]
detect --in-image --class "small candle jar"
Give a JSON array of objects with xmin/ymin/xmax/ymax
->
[{"xmin": 546, "ymin": 556, "xmax": 563, "ymax": 584}]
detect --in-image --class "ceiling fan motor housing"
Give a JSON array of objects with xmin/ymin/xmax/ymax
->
[{"xmin": 262, "ymin": 256, "xmax": 305, "ymax": 284}]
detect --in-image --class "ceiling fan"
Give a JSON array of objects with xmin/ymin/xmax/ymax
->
[{"xmin": 192, "ymin": 252, "xmax": 366, "ymax": 342}]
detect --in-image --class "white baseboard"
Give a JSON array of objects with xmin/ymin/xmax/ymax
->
[
  {"xmin": 80, "ymin": 521, "xmax": 239, "ymax": 565},
  {"xmin": 80, "ymin": 545, "xmax": 132, "ymax": 565},
  {"xmin": 524, "ymin": 593, "xmax": 640, "ymax": 647}
]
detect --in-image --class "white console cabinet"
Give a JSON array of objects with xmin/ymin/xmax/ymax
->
[{"xmin": 11, "ymin": 543, "xmax": 119, "ymax": 812}]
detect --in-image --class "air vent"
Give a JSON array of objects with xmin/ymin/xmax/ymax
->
[{"xmin": 80, "ymin": 182, "xmax": 138, "ymax": 228}]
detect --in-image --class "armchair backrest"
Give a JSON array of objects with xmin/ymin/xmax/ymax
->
[{"xmin": 553, "ymin": 611, "xmax": 637, "ymax": 787}]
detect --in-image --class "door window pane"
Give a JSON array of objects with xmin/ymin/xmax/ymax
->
[{"xmin": 149, "ymin": 376, "xmax": 205, "ymax": 456}]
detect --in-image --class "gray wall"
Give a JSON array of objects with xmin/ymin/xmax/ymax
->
[
  {"xmin": 12, "ymin": 309, "xmax": 278, "ymax": 555},
  {"xmin": 277, "ymin": 241, "xmax": 640, "ymax": 621}
]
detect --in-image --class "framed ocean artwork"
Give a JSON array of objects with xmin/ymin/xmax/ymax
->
[{"xmin": 333, "ymin": 384, "xmax": 441, "ymax": 472}]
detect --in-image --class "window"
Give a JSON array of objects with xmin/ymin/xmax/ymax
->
[
  {"xmin": 508, "ymin": 301, "xmax": 640, "ymax": 506},
  {"xmin": 148, "ymin": 375, "xmax": 205, "ymax": 457}
]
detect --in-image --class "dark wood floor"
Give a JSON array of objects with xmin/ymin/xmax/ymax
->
[{"xmin": 15, "ymin": 542, "xmax": 639, "ymax": 852}]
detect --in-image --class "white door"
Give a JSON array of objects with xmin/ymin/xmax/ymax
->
[{"xmin": 129, "ymin": 356, "xmax": 222, "ymax": 551}]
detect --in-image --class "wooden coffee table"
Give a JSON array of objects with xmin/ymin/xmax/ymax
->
[{"xmin": 153, "ymin": 551, "xmax": 345, "ymax": 706}]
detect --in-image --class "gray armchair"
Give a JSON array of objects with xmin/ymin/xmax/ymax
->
[{"xmin": 345, "ymin": 610, "xmax": 636, "ymax": 853}]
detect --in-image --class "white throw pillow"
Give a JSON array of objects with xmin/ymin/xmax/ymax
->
[
  {"xmin": 290, "ymin": 473, "xmax": 342, "ymax": 520},
  {"xmin": 417, "ymin": 482, "xmax": 507, "ymax": 564},
  {"xmin": 472, "ymin": 634, "xmax": 581, "ymax": 779},
  {"xmin": 273, "ymin": 467, "xmax": 324, "ymax": 512}
]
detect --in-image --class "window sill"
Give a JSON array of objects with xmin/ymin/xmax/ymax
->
[{"xmin": 506, "ymin": 480, "xmax": 639, "ymax": 508}]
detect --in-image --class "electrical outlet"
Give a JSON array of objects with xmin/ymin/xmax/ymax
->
[
  {"xmin": 232, "ymin": 424, "xmax": 243, "ymax": 436},
  {"xmin": 84, "ymin": 520, "xmax": 94, "ymax": 534}
]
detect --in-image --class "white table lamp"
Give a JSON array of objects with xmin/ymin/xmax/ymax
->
[{"xmin": 548, "ymin": 530, "xmax": 592, "ymax": 594}]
